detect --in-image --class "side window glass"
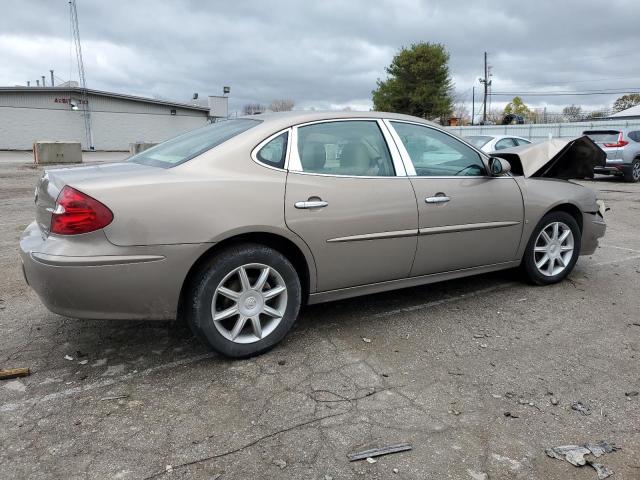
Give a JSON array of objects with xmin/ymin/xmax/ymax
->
[
  {"xmin": 517, "ymin": 138, "xmax": 531, "ymax": 145},
  {"xmin": 296, "ymin": 121, "xmax": 395, "ymax": 176},
  {"xmin": 390, "ymin": 122, "xmax": 486, "ymax": 177},
  {"xmin": 256, "ymin": 132, "xmax": 288, "ymax": 168},
  {"xmin": 629, "ymin": 131, "xmax": 640, "ymax": 142},
  {"xmin": 495, "ymin": 138, "xmax": 517, "ymax": 150}
]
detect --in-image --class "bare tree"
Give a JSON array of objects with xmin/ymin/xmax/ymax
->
[
  {"xmin": 452, "ymin": 102, "xmax": 471, "ymax": 125},
  {"xmin": 482, "ymin": 108, "xmax": 503, "ymax": 125},
  {"xmin": 269, "ymin": 99, "xmax": 295, "ymax": 112},
  {"xmin": 243, "ymin": 103, "xmax": 265, "ymax": 115},
  {"xmin": 562, "ymin": 104, "xmax": 583, "ymax": 122}
]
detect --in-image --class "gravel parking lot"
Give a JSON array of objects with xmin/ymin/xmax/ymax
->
[{"xmin": 1, "ymin": 157, "xmax": 638, "ymax": 480}]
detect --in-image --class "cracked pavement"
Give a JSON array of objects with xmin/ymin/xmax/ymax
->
[{"xmin": 1, "ymin": 156, "xmax": 639, "ymax": 479}]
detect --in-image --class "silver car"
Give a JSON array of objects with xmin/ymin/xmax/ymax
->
[
  {"xmin": 20, "ymin": 112, "xmax": 606, "ymax": 358},
  {"xmin": 584, "ymin": 128, "xmax": 640, "ymax": 182},
  {"xmin": 464, "ymin": 134, "xmax": 532, "ymax": 153}
]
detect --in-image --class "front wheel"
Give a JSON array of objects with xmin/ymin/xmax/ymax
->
[
  {"xmin": 186, "ymin": 244, "xmax": 301, "ymax": 358},
  {"xmin": 521, "ymin": 212, "xmax": 581, "ymax": 285}
]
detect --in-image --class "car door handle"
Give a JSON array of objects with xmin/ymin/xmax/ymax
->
[
  {"xmin": 425, "ymin": 195, "xmax": 450, "ymax": 204},
  {"xmin": 294, "ymin": 200, "xmax": 329, "ymax": 209}
]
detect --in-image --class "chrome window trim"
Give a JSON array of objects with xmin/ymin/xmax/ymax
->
[
  {"xmin": 289, "ymin": 118, "xmax": 406, "ymax": 178},
  {"xmin": 250, "ymin": 127, "xmax": 292, "ymax": 172},
  {"xmin": 383, "ymin": 118, "xmax": 498, "ymax": 178}
]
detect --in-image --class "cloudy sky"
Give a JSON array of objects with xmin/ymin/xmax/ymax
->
[{"xmin": 2, "ymin": 0, "xmax": 639, "ymax": 117}]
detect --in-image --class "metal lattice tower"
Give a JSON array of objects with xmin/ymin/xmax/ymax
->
[{"xmin": 70, "ymin": 0, "xmax": 94, "ymax": 150}]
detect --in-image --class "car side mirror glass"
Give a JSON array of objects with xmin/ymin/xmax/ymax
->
[{"xmin": 489, "ymin": 157, "xmax": 511, "ymax": 176}]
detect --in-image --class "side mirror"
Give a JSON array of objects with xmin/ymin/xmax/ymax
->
[{"xmin": 488, "ymin": 157, "xmax": 511, "ymax": 176}]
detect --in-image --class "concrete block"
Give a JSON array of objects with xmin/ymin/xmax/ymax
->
[
  {"xmin": 129, "ymin": 142, "xmax": 157, "ymax": 155},
  {"xmin": 33, "ymin": 142, "xmax": 82, "ymax": 164}
]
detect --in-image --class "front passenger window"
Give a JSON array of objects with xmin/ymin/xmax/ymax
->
[
  {"xmin": 495, "ymin": 138, "xmax": 517, "ymax": 150},
  {"xmin": 390, "ymin": 121, "xmax": 486, "ymax": 177}
]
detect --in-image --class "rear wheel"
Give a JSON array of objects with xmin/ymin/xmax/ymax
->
[
  {"xmin": 623, "ymin": 159, "xmax": 640, "ymax": 182},
  {"xmin": 186, "ymin": 244, "xmax": 301, "ymax": 358},
  {"xmin": 521, "ymin": 212, "xmax": 581, "ymax": 285}
]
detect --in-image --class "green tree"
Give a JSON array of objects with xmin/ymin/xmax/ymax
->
[
  {"xmin": 372, "ymin": 42, "xmax": 453, "ymax": 120},
  {"xmin": 503, "ymin": 96, "xmax": 531, "ymax": 118},
  {"xmin": 613, "ymin": 94, "xmax": 640, "ymax": 113}
]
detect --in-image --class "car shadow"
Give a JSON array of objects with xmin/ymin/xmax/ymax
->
[{"xmin": 36, "ymin": 268, "xmax": 520, "ymax": 368}]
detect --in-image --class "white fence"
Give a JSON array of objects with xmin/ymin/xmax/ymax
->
[{"xmin": 445, "ymin": 119, "xmax": 640, "ymax": 142}]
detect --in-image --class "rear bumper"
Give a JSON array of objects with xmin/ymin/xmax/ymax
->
[
  {"xmin": 594, "ymin": 163, "xmax": 629, "ymax": 176},
  {"xmin": 19, "ymin": 221, "xmax": 210, "ymax": 320},
  {"xmin": 580, "ymin": 212, "xmax": 606, "ymax": 256}
]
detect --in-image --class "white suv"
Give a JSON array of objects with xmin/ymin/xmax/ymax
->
[{"xmin": 584, "ymin": 129, "xmax": 640, "ymax": 182}]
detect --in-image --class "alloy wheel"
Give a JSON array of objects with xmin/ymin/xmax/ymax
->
[
  {"xmin": 211, "ymin": 263, "xmax": 288, "ymax": 344},
  {"xmin": 533, "ymin": 221, "xmax": 574, "ymax": 277},
  {"xmin": 633, "ymin": 161, "xmax": 640, "ymax": 181}
]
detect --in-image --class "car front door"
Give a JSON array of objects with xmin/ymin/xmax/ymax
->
[
  {"xmin": 284, "ymin": 119, "xmax": 418, "ymax": 292},
  {"xmin": 386, "ymin": 120, "xmax": 524, "ymax": 276}
]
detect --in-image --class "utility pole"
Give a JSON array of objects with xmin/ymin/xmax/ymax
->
[
  {"xmin": 471, "ymin": 86, "xmax": 475, "ymax": 125},
  {"xmin": 479, "ymin": 51, "xmax": 492, "ymax": 124},
  {"xmin": 70, "ymin": 0, "xmax": 94, "ymax": 150}
]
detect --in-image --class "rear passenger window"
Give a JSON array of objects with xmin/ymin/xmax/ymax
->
[
  {"xmin": 628, "ymin": 131, "xmax": 640, "ymax": 142},
  {"xmin": 296, "ymin": 121, "xmax": 395, "ymax": 176},
  {"xmin": 256, "ymin": 132, "xmax": 288, "ymax": 168}
]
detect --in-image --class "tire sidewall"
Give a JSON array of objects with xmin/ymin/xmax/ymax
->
[
  {"xmin": 626, "ymin": 159, "xmax": 640, "ymax": 183},
  {"xmin": 523, "ymin": 211, "xmax": 581, "ymax": 285},
  {"xmin": 188, "ymin": 244, "xmax": 301, "ymax": 358}
]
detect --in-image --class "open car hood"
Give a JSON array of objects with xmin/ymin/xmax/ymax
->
[{"xmin": 491, "ymin": 136, "xmax": 606, "ymax": 179}]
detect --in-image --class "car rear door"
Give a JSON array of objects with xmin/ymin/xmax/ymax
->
[
  {"xmin": 385, "ymin": 120, "xmax": 524, "ymax": 276},
  {"xmin": 284, "ymin": 119, "xmax": 418, "ymax": 292}
]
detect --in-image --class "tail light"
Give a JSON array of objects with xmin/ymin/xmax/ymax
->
[
  {"xmin": 604, "ymin": 133, "xmax": 629, "ymax": 148},
  {"xmin": 50, "ymin": 186, "xmax": 113, "ymax": 235}
]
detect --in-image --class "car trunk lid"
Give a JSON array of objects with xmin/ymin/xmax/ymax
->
[
  {"xmin": 491, "ymin": 136, "xmax": 606, "ymax": 179},
  {"xmin": 34, "ymin": 162, "xmax": 159, "ymax": 236},
  {"xmin": 582, "ymin": 130, "xmax": 623, "ymax": 160}
]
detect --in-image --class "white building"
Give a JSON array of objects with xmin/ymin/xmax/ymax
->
[
  {"xmin": 0, "ymin": 86, "xmax": 224, "ymax": 150},
  {"xmin": 609, "ymin": 104, "xmax": 640, "ymax": 120}
]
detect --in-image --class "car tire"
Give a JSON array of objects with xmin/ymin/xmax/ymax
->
[
  {"xmin": 185, "ymin": 243, "xmax": 301, "ymax": 358},
  {"xmin": 521, "ymin": 211, "xmax": 581, "ymax": 285},
  {"xmin": 623, "ymin": 158, "xmax": 640, "ymax": 183}
]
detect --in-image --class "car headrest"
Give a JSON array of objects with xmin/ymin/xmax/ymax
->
[
  {"xmin": 301, "ymin": 142, "xmax": 326, "ymax": 171},
  {"xmin": 341, "ymin": 143, "xmax": 371, "ymax": 175}
]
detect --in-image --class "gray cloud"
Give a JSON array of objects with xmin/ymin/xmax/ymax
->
[{"xmin": 1, "ymin": 0, "xmax": 639, "ymax": 114}]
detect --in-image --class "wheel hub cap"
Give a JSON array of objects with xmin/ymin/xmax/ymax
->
[{"xmin": 239, "ymin": 291, "xmax": 263, "ymax": 317}]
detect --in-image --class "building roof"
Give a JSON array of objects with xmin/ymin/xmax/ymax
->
[
  {"xmin": 0, "ymin": 86, "xmax": 210, "ymax": 112},
  {"xmin": 610, "ymin": 104, "xmax": 640, "ymax": 118}
]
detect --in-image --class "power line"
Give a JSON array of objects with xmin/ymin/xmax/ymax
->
[
  {"xmin": 491, "ymin": 90, "xmax": 640, "ymax": 96},
  {"xmin": 70, "ymin": 0, "xmax": 94, "ymax": 150}
]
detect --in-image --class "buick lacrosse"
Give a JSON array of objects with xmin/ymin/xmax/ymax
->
[{"xmin": 20, "ymin": 111, "xmax": 606, "ymax": 357}]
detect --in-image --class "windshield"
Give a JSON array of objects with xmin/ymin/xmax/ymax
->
[
  {"xmin": 129, "ymin": 119, "xmax": 261, "ymax": 168},
  {"xmin": 583, "ymin": 130, "xmax": 620, "ymax": 144},
  {"xmin": 464, "ymin": 135, "xmax": 492, "ymax": 148}
]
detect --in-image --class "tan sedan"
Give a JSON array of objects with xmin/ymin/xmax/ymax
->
[{"xmin": 20, "ymin": 111, "xmax": 606, "ymax": 357}]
